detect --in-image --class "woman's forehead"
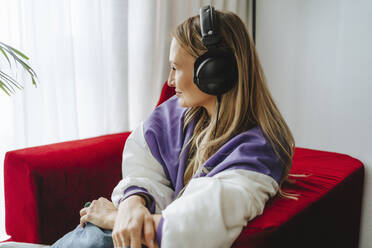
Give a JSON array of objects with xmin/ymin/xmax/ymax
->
[
  {"xmin": 169, "ymin": 38, "xmax": 193, "ymax": 65},
  {"xmin": 169, "ymin": 39, "xmax": 183, "ymax": 62}
]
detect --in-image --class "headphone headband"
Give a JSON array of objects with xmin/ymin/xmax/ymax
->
[{"xmin": 200, "ymin": 5, "xmax": 221, "ymax": 47}]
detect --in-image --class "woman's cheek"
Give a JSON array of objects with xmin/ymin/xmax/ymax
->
[{"xmin": 175, "ymin": 70, "xmax": 181, "ymax": 80}]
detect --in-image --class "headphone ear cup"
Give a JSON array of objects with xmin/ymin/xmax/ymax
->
[{"xmin": 194, "ymin": 50, "xmax": 238, "ymax": 95}]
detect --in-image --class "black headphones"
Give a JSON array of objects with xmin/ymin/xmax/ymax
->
[{"xmin": 193, "ymin": 5, "xmax": 239, "ymax": 96}]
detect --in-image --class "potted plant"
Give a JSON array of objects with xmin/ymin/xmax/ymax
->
[{"xmin": 0, "ymin": 41, "xmax": 37, "ymax": 96}]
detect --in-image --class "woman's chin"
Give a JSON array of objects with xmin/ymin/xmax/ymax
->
[{"xmin": 177, "ymin": 97, "xmax": 189, "ymax": 108}]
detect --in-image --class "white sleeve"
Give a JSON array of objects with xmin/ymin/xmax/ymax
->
[
  {"xmin": 159, "ymin": 169, "xmax": 279, "ymax": 248},
  {"xmin": 111, "ymin": 121, "xmax": 174, "ymax": 214}
]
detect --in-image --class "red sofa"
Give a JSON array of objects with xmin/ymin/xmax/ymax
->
[{"xmin": 3, "ymin": 83, "xmax": 364, "ymax": 247}]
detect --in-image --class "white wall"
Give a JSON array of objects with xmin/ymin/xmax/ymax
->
[{"xmin": 256, "ymin": 1, "xmax": 372, "ymax": 247}]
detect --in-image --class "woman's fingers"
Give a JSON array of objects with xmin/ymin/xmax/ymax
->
[
  {"xmin": 130, "ymin": 226, "xmax": 143, "ymax": 248},
  {"xmin": 79, "ymin": 207, "xmax": 87, "ymax": 217},
  {"xmin": 113, "ymin": 229, "xmax": 131, "ymax": 248},
  {"xmin": 122, "ymin": 231, "xmax": 131, "ymax": 248},
  {"xmin": 79, "ymin": 198, "xmax": 118, "ymax": 230},
  {"xmin": 112, "ymin": 231, "xmax": 118, "ymax": 247},
  {"xmin": 113, "ymin": 196, "xmax": 152, "ymax": 248},
  {"xmin": 80, "ymin": 212, "xmax": 90, "ymax": 228},
  {"xmin": 143, "ymin": 216, "xmax": 155, "ymax": 248}
]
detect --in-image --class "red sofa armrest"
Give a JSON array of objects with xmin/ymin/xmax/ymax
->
[
  {"xmin": 4, "ymin": 132, "xmax": 131, "ymax": 245},
  {"xmin": 233, "ymin": 147, "xmax": 364, "ymax": 248}
]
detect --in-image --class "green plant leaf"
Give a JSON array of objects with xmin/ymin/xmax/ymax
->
[
  {"xmin": 0, "ymin": 71, "xmax": 24, "ymax": 91},
  {"xmin": 0, "ymin": 47, "xmax": 11, "ymax": 67},
  {"xmin": 31, "ymin": 77, "xmax": 37, "ymax": 87},
  {"xmin": 13, "ymin": 55, "xmax": 37, "ymax": 78},
  {"xmin": 0, "ymin": 78, "xmax": 16, "ymax": 94},
  {"xmin": 0, "ymin": 43, "xmax": 33, "ymax": 72},
  {"xmin": 0, "ymin": 41, "xmax": 29, "ymax": 60},
  {"xmin": 0, "ymin": 41, "xmax": 37, "ymax": 95},
  {"xmin": 0, "ymin": 81, "xmax": 12, "ymax": 96},
  {"xmin": 2, "ymin": 46, "xmax": 38, "ymax": 82}
]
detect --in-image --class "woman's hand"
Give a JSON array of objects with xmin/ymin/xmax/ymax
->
[
  {"xmin": 112, "ymin": 195, "xmax": 158, "ymax": 248},
  {"xmin": 152, "ymin": 214, "xmax": 162, "ymax": 233},
  {"xmin": 79, "ymin": 197, "xmax": 117, "ymax": 230}
]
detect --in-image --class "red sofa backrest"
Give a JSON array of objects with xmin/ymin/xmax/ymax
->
[{"xmin": 156, "ymin": 81, "xmax": 175, "ymax": 107}]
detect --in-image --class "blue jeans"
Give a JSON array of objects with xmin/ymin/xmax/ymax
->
[{"xmin": 51, "ymin": 222, "xmax": 147, "ymax": 248}]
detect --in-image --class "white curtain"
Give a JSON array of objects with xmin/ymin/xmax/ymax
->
[{"xmin": 0, "ymin": 0, "xmax": 252, "ymax": 240}]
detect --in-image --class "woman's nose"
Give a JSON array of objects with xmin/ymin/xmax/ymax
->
[{"xmin": 168, "ymin": 72, "xmax": 175, "ymax": 87}]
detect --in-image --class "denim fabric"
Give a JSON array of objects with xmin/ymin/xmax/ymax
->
[{"xmin": 51, "ymin": 222, "xmax": 148, "ymax": 248}]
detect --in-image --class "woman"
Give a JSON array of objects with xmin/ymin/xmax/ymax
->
[
  {"xmin": 7, "ymin": 6, "xmax": 294, "ymax": 248},
  {"xmin": 106, "ymin": 6, "xmax": 294, "ymax": 248}
]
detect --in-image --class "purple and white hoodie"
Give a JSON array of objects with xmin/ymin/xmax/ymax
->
[{"xmin": 111, "ymin": 95, "xmax": 285, "ymax": 248}]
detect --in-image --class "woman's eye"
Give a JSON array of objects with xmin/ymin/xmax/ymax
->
[{"xmin": 171, "ymin": 66, "xmax": 176, "ymax": 71}]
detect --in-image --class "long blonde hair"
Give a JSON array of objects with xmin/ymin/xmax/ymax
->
[{"xmin": 173, "ymin": 10, "xmax": 296, "ymax": 199}]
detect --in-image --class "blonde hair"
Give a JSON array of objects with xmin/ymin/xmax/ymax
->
[{"xmin": 173, "ymin": 10, "xmax": 296, "ymax": 199}]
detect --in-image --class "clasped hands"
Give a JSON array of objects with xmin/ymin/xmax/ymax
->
[{"xmin": 79, "ymin": 196, "xmax": 161, "ymax": 248}]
